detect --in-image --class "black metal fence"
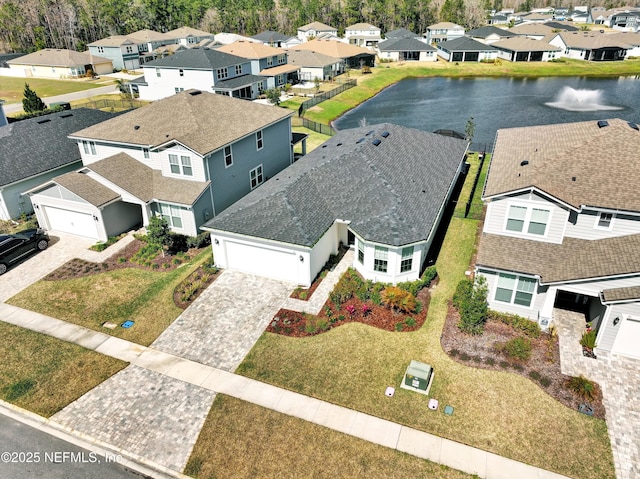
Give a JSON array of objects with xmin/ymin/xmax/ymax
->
[
  {"xmin": 292, "ymin": 117, "xmax": 336, "ymax": 136},
  {"xmin": 73, "ymin": 98, "xmax": 146, "ymax": 111},
  {"xmin": 298, "ymin": 79, "xmax": 357, "ymax": 116},
  {"xmin": 464, "ymin": 152, "xmax": 488, "ymax": 218}
]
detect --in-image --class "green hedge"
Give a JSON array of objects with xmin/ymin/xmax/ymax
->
[{"xmin": 488, "ymin": 310, "xmax": 541, "ymax": 338}]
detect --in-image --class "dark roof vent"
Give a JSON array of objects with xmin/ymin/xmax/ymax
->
[
  {"xmin": 372, "ymin": 139, "xmax": 382, "ymax": 146},
  {"xmin": 597, "ymin": 120, "xmax": 609, "ymax": 128},
  {"xmin": 381, "ymin": 131, "xmax": 390, "ymax": 138},
  {"xmin": 189, "ymin": 90, "xmax": 202, "ymax": 95},
  {"xmin": 572, "ymin": 176, "xmax": 577, "ymax": 181},
  {"xmin": 365, "ymin": 130, "xmax": 375, "ymax": 136},
  {"xmin": 322, "ymin": 144, "xmax": 327, "ymax": 148},
  {"xmin": 520, "ymin": 160, "xmax": 529, "ymax": 166},
  {"xmin": 134, "ymin": 125, "xmax": 140, "ymax": 130},
  {"xmin": 628, "ymin": 122, "xmax": 639, "ymax": 131},
  {"xmin": 60, "ymin": 113, "xmax": 73, "ymax": 118},
  {"xmin": 336, "ymin": 142, "xmax": 342, "ymax": 146},
  {"xmin": 356, "ymin": 138, "xmax": 366, "ymax": 144},
  {"xmin": 36, "ymin": 119, "xmax": 51, "ymax": 124}
]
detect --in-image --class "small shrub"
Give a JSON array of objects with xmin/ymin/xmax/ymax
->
[
  {"xmin": 299, "ymin": 291, "xmax": 308, "ymax": 300},
  {"xmin": 163, "ymin": 263, "xmax": 171, "ymax": 269},
  {"xmin": 370, "ymin": 292, "xmax": 382, "ymax": 305},
  {"xmin": 485, "ymin": 357, "xmax": 495, "ymax": 366},
  {"xmin": 317, "ymin": 318, "xmax": 330, "ymax": 331},
  {"xmin": 511, "ymin": 363, "xmax": 524, "ymax": 372},
  {"xmin": 202, "ymin": 262, "xmax": 218, "ymax": 274},
  {"xmin": 152, "ymin": 263, "xmax": 160, "ymax": 269},
  {"xmin": 455, "ymin": 276, "xmax": 488, "ymax": 335},
  {"xmin": 118, "ymin": 257, "xmax": 127, "ymax": 263},
  {"xmin": 499, "ymin": 360, "xmax": 509, "ymax": 369},
  {"xmin": 471, "ymin": 355, "xmax": 483, "ymax": 362},
  {"xmin": 449, "ymin": 349, "xmax": 459, "ymax": 357},
  {"xmin": 502, "ymin": 337, "xmax": 532, "ymax": 361},
  {"xmin": 187, "ymin": 232, "xmax": 211, "ymax": 249},
  {"xmin": 337, "ymin": 315, "xmax": 345, "ymax": 322},
  {"xmin": 381, "ymin": 286, "xmax": 417, "ymax": 313},
  {"xmin": 528, "ymin": 370, "xmax": 542, "ymax": 381},
  {"xmin": 580, "ymin": 330, "xmax": 597, "ymax": 349},
  {"xmin": 172, "ymin": 258, "xmax": 182, "ymax": 265},
  {"xmin": 488, "ymin": 310, "xmax": 541, "ymax": 338},
  {"xmin": 395, "ymin": 322, "xmax": 403, "ymax": 331},
  {"xmin": 404, "ymin": 317, "xmax": 416, "ymax": 327},
  {"xmin": 567, "ymin": 375, "xmax": 596, "ymax": 400},
  {"xmin": 459, "ymin": 352, "xmax": 471, "ymax": 361},
  {"xmin": 539, "ymin": 376, "xmax": 552, "ymax": 388},
  {"xmin": 147, "ymin": 215, "xmax": 171, "ymax": 246}
]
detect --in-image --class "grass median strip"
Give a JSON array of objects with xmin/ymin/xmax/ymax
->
[
  {"xmin": 186, "ymin": 394, "xmax": 477, "ymax": 479},
  {"xmin": 0, "ymin": 322, "xmax": 126, "ymax": 417},
  {"xmin": 7, "ymin": 249, "xmax": 211, "ymax": 346}
]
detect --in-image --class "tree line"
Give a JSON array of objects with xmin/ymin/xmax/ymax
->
[{"xmin": 0, "ymin": 0, "xmax": 629, "ymax": 54}]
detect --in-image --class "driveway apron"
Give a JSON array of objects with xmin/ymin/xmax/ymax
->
[{"xmin": 151, "ymin": 269, "xmax": 294, "ymax": 371}]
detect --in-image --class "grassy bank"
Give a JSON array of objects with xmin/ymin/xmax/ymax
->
[
  {"xmin": 0, "ymin": 76, "xmax": 108, "ymax": 104},
  {"xmin": 303, "ymin": 58, "xmax": 640, "ymax": 125}
]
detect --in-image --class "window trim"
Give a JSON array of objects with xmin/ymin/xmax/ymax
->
[
  {"xmin": 400, "ymin": 246, "xmax": 414, "ymax": 273},
  {"xmin": 224, "ymin": 145, "xmax": 233, "ymax": 167},
  {"xmin": 216, "ymin": 67, "xmax": 228, "ymax": 80},
  {"xmin": 494, "ymin": 273, "xmax": 537, "ymax": 308},
  {"xmin": 250, "ymin": 164, "xmax": 264, "ymax": 189},
  {"xmin": 168, "ymin": 154, "xmax": 193, "ymax": 176},
  {"xmin": 357, "ymin": 241, "xmax": 364, "ymax": 264},
  {"xmin": 256, "ymin": 130, "xmax": 263, "ymax": 150},
  {"xmin": 373, "ymin": 246, "xmax": 388, "ymax": 273},
  {"xmin": 595, "ymin": 212, "xmax": 614, "ymax": 230},
  {"xmin": 503, "ymin": 202, "xmax": 552, "ymax": 237},
  {"xmin": 82, "ymin": 140, "xmax": 96, "ymax": 156},
  {"xmin": 235, "ymin": 64, "xmax": 242, "ymax": 75},
  {"xmin": 142, "ymin": 147, "xmax": 150, "ymax": 159},
  {"xmin": 158, "ymin": 203, "xmax": 183, "ymax": 229}
]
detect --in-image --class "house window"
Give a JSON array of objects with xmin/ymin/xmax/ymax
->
[
  {"xmin": 169, "ymin": 154, "xmax": 192, "ymax": 176},
  {"xmin": 142, "ymin": 148, "xmax": 150, "ymax": 159},
  {"xmin": 278, "ymin": 54, "xmax": 286, "ymax": 64},
  {"xmin": 159, "ymin": 203, "xmax": 183, "ymax": 229},
  {"xmin": 82, "ymin": 140, "xmax": 96, "ymax": 155},
  {"xmin": 174, "ymin": 87, "xmax": 184, "ymax": 93},
  {"xmin": 126, "ymin": 46, "xmax": 133, "ymax": 53},
  {"xmin": 97, "ymin": 46, "xmax": 104, "ymax": 53},
  {"xmin": 505, "ymin": 204, "xmax": 550, "ymax": 236},
  {"xmin": 358, "ymin": 242, "xmax": 364, "ymax": 263},
  {"xmin": 495, "ymin": 273, "xmax": 536, "ymax": 307},
  {"xmin": 179, "ymin": 69, "xmax": 184, "ymax": 77},
  {"xmin": 596, "ymin": 212, "xmax": 614, "ymax": 229},
  {"xmin": 400, "ymin": 246, "xmax": 414, "ymax": 272},
  {"xmin": 169, "ymin": 154, "xmax": 180, "ymax": 174},
  {"xmin": 216, "ymin": 67, "xmax": 228, "ymax": 80},
  {"xmin": 235, "ymin": 65, "xmax": 242, "ymax": 75},
  {"xmin": 374, "ymin": 246, "xmax": 388, "ymax": 273},
  {"xmin": 224, "ymin": 146, "xmax": 233, "ymax": 167},
  {"xmin": 250, "ymin": 165, "xmax": 263, "ymax": 189},
  {"xmin": 181, "ymin": 156, "xmax": 192, "ymax": 176},
  {"xmin": 256, "ymin": 130, "xmax": 263, "ymax": 150},
  {"xmin": 156, "ymin": 68, "xmax": 161, "ymax": 77},
  {"xmin": 267, "ymin": 56, "xmax": 274, "ymax": 67}
]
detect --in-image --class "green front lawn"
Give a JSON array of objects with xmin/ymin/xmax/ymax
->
[
  {"xmin": 0, "ymin": 76, "xmax": 108, "ymax": 104},
  {"xmin": 7, "ymin": 249, "xmax": 211, "ymax": 346},
  {"xmin": 0, "ymin": 322, "xmax": 126, "ymax": 417},
  {"xmin": 186, "ymin": 394, "xmax": 477, "ymax": 479}
]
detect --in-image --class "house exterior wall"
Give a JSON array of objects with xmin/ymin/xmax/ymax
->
[
  {"xmin": 352, "ymin": 236, "xmax": 426, "ymax": 284},
  {"xmin": 192, "ymin": 189, "xmax": 215, "ymax": 230},
  {"xmin": 565, "ymin": 209, "xmax": 640, "ymax": 239},
  {"xmin": 150, "ymin": 201, "xmax": 198, "ymax": 236},
  {"xmin": 596, "ymin": 302, "xmax": 640, "ymax": 354},
  {"xmin": 77, "ymin": 141, "xmax": 161, "ymax": 170},
  {"xmin": 484, "ymin": 192, "xmax": 568, "ymax": 244},
  {"xmin": 0, "ymin": 161, "xmax": 81, "ymax": 220},
  {"xmin": 378, "ymin": 51, "xmax": 437, "ymax": 61},
  {"xmin": 9, "ymin": 64, "xmax": 78, "ymax": 79},
  {"xmin": 299, "ymin": 65, "xmax": 338, "ymax": 81},
  {"xmin": 309, "ymin": 223, "xmax": 340, "ymax": 282},
  {"xmin": 89, "ymin": 45, "xmax": 138, "ymax": 71},
  {"xmin": 207, "ymin": 117, "xmax": 292, "ymax": 214},
  {"xmin": 138, "ymin": 67, "xmax": 216, "ymax": 100},
  {"xmin": 159, "ymin": 144, "xmax": 206, "ymax": 182},
  {"xmin": 102, "ymin": 201, "xmax": 142, "ymax": 237},
  {"xmin": 477, "ymin": 267, "xmax": 547, "ymax": 320}
]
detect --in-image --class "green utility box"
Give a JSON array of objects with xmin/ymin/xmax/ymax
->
[{"xmin": 400, "ymin": 360, "xmax": 434, "ymax": 396}]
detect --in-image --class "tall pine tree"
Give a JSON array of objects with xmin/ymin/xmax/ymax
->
[{"xmin": 22, "ymin": 83, "xmax": 47, "ymax": 113}]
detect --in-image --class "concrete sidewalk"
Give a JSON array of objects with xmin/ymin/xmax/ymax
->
[{"xmin": 0, "ymin": 302, "xmax": 571, "ymax": 479}]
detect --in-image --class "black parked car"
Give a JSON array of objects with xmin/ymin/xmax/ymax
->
[{"xmin": 0, "ymin": 229, "xmax": 50, "ymax": 275}]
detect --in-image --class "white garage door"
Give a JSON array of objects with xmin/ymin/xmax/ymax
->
[
  {"xmin": 224, "ymin": 241, "xmax": 298, "ymax": 283},
  {"xmin": 45, "ymin": 206, "xmax": 99, "ymax": 239},
  {"xmin": 612, "ymin": 316, "xmax": 640, "ymax": 359}
]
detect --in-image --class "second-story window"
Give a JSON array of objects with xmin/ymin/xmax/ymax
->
[
  {"xmin": 224, "ymin": 146, "xmax": 233, "ymax": 167},
  {"xmin": 505, "ymin": 205, "xmax": 550, "ymax": 236},
  {"xmin": 267, "ymin": 56, "xmax": 273, "ymax": 67},
  {"xmin": 156, "ymin": 68, "xmax": 161, "ymax": 77},
  {"xmin": 179, "ymin": 69, "xmax": 184, "ymax": 77},
  {"xmin": 82, "ymin": 140, "xmax": 96, "ymax": 155},
  {"xmin": 217, "ymin": 67, "xmax": 228, "ymax": 80},
  {"xmin": 278, "ymin": 54, "xmax": 286, "ymax": 64},
  {"xmin": 169, "ymin": 154, "xmax": 193, "ymax": 176},
  {"xmin": 596, "ymin": 212, "xmax": 614, "ymax": 229},
  {"xmin": 235, "ymin": 65, "xmax": 242, "ymax": 75},
  {"xmin": 142, "ymin": 147, "xmax": 150, "ymax": 159},
  {"xmin": 256, "ymin": 130, "xmax": 263, "ymax": 150}
]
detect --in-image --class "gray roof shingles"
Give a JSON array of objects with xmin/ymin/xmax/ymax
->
[
  {"xmin": 142, "ymin": 47, "xmax": 247, "ymax": 70},
  {"xmin": 203, "ymin": 123, "xmax": 467, "ymax": 247},
  {"xmin": 378, "ymin": 37, "xmax": 436, "ymax": 52},
  {"xmin": 438, "ymin": 37, "xmax": 498, "ymax": 52},
  {"xmin": 0, "ymin": 109, "xmax": 119, "ymax": 187}
]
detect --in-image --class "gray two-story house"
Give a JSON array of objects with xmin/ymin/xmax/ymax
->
[
  {"xmin": 27, "ymin": 90, "xmax": 296, "ymax": 241},
  {"xmin": 476, "ymin": 118, "xmax": 640, "ymax": 360}
]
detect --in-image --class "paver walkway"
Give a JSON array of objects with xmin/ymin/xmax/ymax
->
[
  {"xmin": 555, "ymin": 309, "xmax": 640, "ymax": 479},
  {"xmin": 0, "ymin": 302, "xmax": 571, "ymax": 479},
  {"xmin": 151, "ymin": 270, "xmax": 293, "ymax": 370}
]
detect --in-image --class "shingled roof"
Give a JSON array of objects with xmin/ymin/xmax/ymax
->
[
  {"xmin": 70, "ymin": 90, "xmax": 292, "ymax": 156},
  {"xmin": 483, "ymin": 119, "xmax": 640, "ymax": 211},
  {"xmin": 438, "ymin": 37, "xmax": 497, "ymax": 52},
  {"xmin": 477, "ymin": 232, "xmax": 640, "ymax": 283},
  {"xmin": 492, "ymin": 37, "xmax": 560, "ymax": 52},
  {"xmin": 0, "ymin": 109, "xmax": 119, "ymax": 187},
  {"xmin": 7, "ymin": 49, "xmax": 111, "ymax": 67},
  {"xmin": 203, "ymin": 123, "xmax": 467, "ymax": 247},
  {"xmin": 378, "ymin": 37, "xmax": 436, "ymax": 52},
  {"xmin": 142, "ymin": 47, "xmax": 246, "ymax": 70}
]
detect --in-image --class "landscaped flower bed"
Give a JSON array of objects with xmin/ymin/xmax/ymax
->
[
  {"xmin": 268, "ymin": 267, "xmax": 436, "ymax": 337},
  {"xmin": 173, "ymin": 262, "xmax": 221, "ymax": 309},
  {"xmin": 441, "ymin": 303, "xmax": 606, "ymax": 419},
  {"xmin": 289, "ymin": 245, "xmax": 348, "ymax": 300}
]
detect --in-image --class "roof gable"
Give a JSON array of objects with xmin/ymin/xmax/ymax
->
[{"xmin": 217, "ymin": 41, "xmax": 286, "ymax": 59}]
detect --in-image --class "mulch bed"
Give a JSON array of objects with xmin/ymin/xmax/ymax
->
[
  {"xmin": 289, "ymin": 246, "xmax": 349, "ymax": 301},
  {"xmin": 268, "ymin": 285, "xmax": 432, "ymax": 337},
  {"xmin": 173, "ymin": 265, "xmax": 221, "ymax": 309},
  {"xmin": 441, "ymin": 303, "xmax": 606, "ymax": 419}
]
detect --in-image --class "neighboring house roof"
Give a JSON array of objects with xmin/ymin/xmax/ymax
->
[
  {"xmin": 127, "ymin": 29, "xmax": 171, "ymax": 43},
  {"xmin": 86, "ymin": 152, "xmax": 209, "ymax": 204},
  {"xmin": 608, "ymin": 31, "xmax": 640, "ymax": 45},
  {"xmin": 217, "ymin": 41, "xmax": 286, "ymax": 59},
  {"xmin": 492, "ymin": 37, "xmax": 560, "ymax": 51},
  {"xmin": 214, "ymin": 74, "xmax": 266, "ymax": 89},
  {"xmin": 259, "ymin": 64, "xmax": 300, "ymax": 76},
  {"xmin": 7, "ymin": 49, "xmax": 111, "ymax": 67},
  {"xmin": 385, "ymin": 28, "xmax": 419, "ymax": 39},
  {"xmin": 602, "ymin": 285, "xmax": 640, "ymax": 303},
  {"xmin": 466, "ymin": 26, "xmax": 517, "ymax": 39},
  {"xmin": 89, "ymin": 36, "xmax": 135, "ymax": 47},
  {"xmin": 477, "ymin": 232, "xmax": 640, "ymax": 283},
  {"xmin": 438, "ymin": 37, "xmax": 498, "ymax": 51},
  {"xmin": 142, "ymin": 47, "xmax": 246, "ymax": 70},
  {"xmin": 378, "ymin": 37, "xmax": 437, "ymax": 52},
  {"xmin": 166, "ymin": 26, "xmax": 213, "ymax": 38},
  {"xmin": 484, "ymin": 119, "xmax": 640, "ymax": 212},
  {"xmin": 520, "ymin": 13, "xmax": 554, "ymax": 21},
  {"xmin": 508, "ymin": 24, "xmax": 556, "ymax": 36},
  {"xmin": 203, "ymin": 123, "xmax": 467, "ymax": 247},
  {"xmin": 70, "ymin": 90, "xmax": 293, "ymax": 157},
  {"xmin": 557, "ymin": 31, "xmax": 633, "ymax": 49},
  {"xmin": 213, "ymin": 33, "xmax": 260, "ymax": 45},
  {"xmin": 0, "ymin": 109, "xmax": 118, "ymax": 187},
  {"xmin": 428, "ymin": 22, "xmax": 464, "ymax": 30},
  {"xmin": 346, "ymin": 23, "xmax": 380, "ymax": 31},
  {"xmin": 294, "ymin": 39, "xmax": 374, "ymax": 58},
  {"xmin": 0, "ymin": 53, "xmax": 25, "ymax": 67},
  {"xmin": 251, "ymin": 30, "xmax": 294, "ymax": 43},
  {"xmin": 54, "ymin": 171, "xmax": 120, "ymax": 207},
  {"xmin": 287, "ymin": 49, "xmax": 341, "ymax": 67},
  {"xmin": 298, "ymin": 22, "xmax": 337, "ymax": 32},
  {"xmin": 544, "ymin": 21, "xmax": 579, "ymax": 31},
  {"xmin": 153, "ymin": 44, "xmax": 187, "ymax": 55}
]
